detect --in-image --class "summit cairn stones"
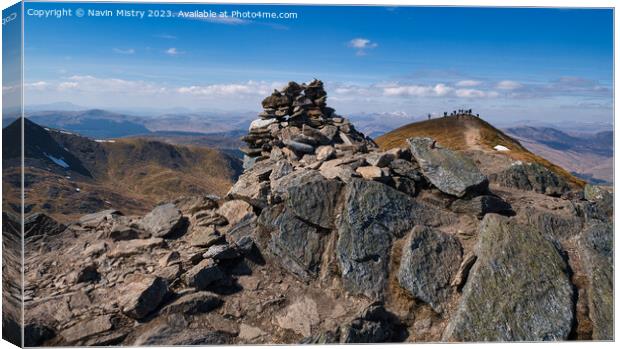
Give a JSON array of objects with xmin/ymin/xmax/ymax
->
[{"xmin": 240, "ymin": 80, "xmax": 377, "ymax": 169}]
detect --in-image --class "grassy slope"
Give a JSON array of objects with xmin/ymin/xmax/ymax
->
[
  {"xmin": 375, "ymin": 115, "xmax": 585, "ymax": 188},
  {"xmin": 102, "ymin": 138, "xmax": 240, "ymax": 203}
]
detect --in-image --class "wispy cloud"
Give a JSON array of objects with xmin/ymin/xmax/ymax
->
[
  {"xmin": 165, "ymin": 47, "xmax": 184, "ymax": 56},
  {"xmin": 155, "ymin": 34, "xmax": 177, "ymax": 40},
  {"xmin": 113, "ymin": 48, "xmax": 135, "ymax": 55},
  {"xmin": 348, "ymin": 38, "xmax": 378, "ymax": 56},
  {"xmin": 54, "ymin": 75, "xmax": 167, "ymax": 95},
  {"xmin": 202, "ymin": 16, "xmax": 250, "ymax": 25},
  {"xmin": 455, "ymin": 80, "xmax": 482, "ymax": 87},
  {"xmin": 496, "ymin": 80, "xmax": 522, "ymax": 90},
  {"xmin": 177, "ymin": 80, "xmax": 284, "ymax": 97}
]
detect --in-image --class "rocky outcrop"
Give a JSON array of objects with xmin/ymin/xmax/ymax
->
[
  {"xmin": 408, "ymin": 137, "xmax": 488, "ymax": 197},
  {"xmin": 443, "ymin": 215, "xmax": 574, "ymax": 341},
  {"xmin": 337, "ymin": 179, "xmax": 445, "ymax": 299}
]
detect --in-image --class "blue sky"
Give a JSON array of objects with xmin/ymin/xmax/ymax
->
[{"xmin": 20, "ymin": 2, "xmax": 613, "ymax": 124}]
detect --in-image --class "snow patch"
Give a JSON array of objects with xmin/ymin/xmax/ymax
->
[
  {"xmin": 95, "ymin": 139, "xmax": 116, "ymax": 143},
  {"xmin": 44, "ymin": 153, "xmax": 70, "ymax": 168},
  {"xmin": 494, "ymin": 145, "xmax": 510, "ymax": 152}
]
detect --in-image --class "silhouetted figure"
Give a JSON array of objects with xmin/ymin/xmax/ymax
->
[{"xmin": 427, "ymin": 113, "xmax": 431, "ymax": 120}]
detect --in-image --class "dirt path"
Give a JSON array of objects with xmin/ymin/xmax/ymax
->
[{"xmin": 463, "ymin": 124, "xmax": 484, "ymax": 150}]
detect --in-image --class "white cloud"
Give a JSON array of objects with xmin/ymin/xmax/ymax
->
[
  {"xmin": 113, "ymin": 48, "xmax": 135, "ymax": 55},
  {"xmin": 455, "ymin": 89, "xmax": 498, "ymax": 98},
  {"xmin": 165, "ymin": 47, "xmax": 184, "ymax": 56},
  {"xmin": 496, "ymin": 80, "xmax": 523, "ymax": 90},
  {"xmin": 382, "ymin": 83, "xmax": 453, "ymax": 97},
  {"xmin": 177, "ymin": 80, "xmax": 283, "ymax": 97},
  {"xmin": 56, "ymin": 75, "xmax": 167, "ymax": 95},
  {"xmin": 455, "ymin": 80, "xmax": 482, "ymax": 87},
  {"xmin": 348, "ymin": 38, "xmax": 378, "ymax": 56}
]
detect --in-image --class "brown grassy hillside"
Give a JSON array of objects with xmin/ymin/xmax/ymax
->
[{"xmin": 375, "ymin": 115, "xmax": 585, "ymax": 188}]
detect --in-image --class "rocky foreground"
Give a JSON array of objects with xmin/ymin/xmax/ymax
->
[{"xmin": 15, "ymin": 81, "xmax": 613, "ymax": 345}]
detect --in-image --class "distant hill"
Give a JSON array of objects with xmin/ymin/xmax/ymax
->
[
  {"xmin": 26, "ymin": 109, "xmax": 149, "ymax": 138},
  {"xmin": 22, "ymin": 109, "xmax": 253, "ymax": 147},
  {"xmin": 2, "ymin": 118, "xmax": 242, "ymax": 222},
  {"xmin": 375, "ymin": 115, "xmax": 585, "ymax": 188},
  {"xmin": 504, "ymin": 126, "xmax": 613, "ymax": 184}
]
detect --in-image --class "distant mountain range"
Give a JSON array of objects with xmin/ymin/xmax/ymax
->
[
  {"xmin": 504, "ymin": 126, "xmax": 613, "ymax": 184},
  {"xmin": 2, "ymin": 118, "xmax": 242, "ymax": 222},
  {"xmin": 4, "ymin": 108, "xmax": 612, "ymax": 185}
]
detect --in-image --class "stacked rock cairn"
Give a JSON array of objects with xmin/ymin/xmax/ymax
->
[{"xmin": 241, "ymin": 80, "xmax": 377, "ymax": 169}]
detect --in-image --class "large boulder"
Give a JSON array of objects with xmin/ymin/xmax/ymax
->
[
  {"xmin": 407, "ymin": 137, "xmax": 487, "ymax": 197},
  {"xmin": 398, "ymin": 226, "xmax": 462, "ymax": 313},
  {"xmin": 259, "ymin": 205, "xmax": 326, "ymax": 279},
  {"xmin": 337, "ymin": 179, "xmax": 443, "ymax": 299},
  {"xmin": 578, "ymin": 221, "xmax": 613, "ymax": 340},
  {"xmin": 489, "ymin": 162, "xmax": 570, "ymax": 197},
  {"xmin": 442, "ymin": 215, "xmax": 574, "ymax": 341},
  {"xmin": 120, "ymin": 276, "xmax": 169, "ymax": 320},
  {"xmin": 140, "ymin": 203, "xmax": 185, "ymax": 238},
  {"xmin": 284, "ymin": 176, "xmax": 344, "ymax": 229}
]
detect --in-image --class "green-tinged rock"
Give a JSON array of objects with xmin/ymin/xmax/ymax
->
[
  {"xmin": 337, "ymin": 179, "xmax": 447, "ymax": 299},
  {"xmin": 442, "ymin": 214, "xmax": 573, "ymax": 341},
  {"xmin": 259, "ymin": 205, "xmax": 326, "ymax": 280},
  {"xmin": 398, "ymin": 226, "xmax": 462, "ymax": 313}
]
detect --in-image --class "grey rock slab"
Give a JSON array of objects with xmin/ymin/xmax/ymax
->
[
  {"xmin": 284, "ymin": 175, "xmax": 344, "ymax": 229},
  {"xmin": 408, "ymin": 137, "xmax": 487, "ymax": 197},
  {"xmin": 398, "ymin": 226, "xmax": 462, "ymax": 313},
  {"xmin": 336, "ymin": 179, "xmax": 442, "ymax": 299},
  {"xmin": 259, "ymin": 205, "xmax": 325, "ymax": 279},
  {"xmin": 140, "ymin": 203, "xmax": 185, "ymax": 238},
  {"xmin": 184, "ymin": 259, "xmax": 225, "ymax": 290}
]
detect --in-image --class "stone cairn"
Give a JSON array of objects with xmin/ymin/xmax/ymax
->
[{"xmin": 241, "ymin": 80, "xmax": 377, "ymax": 169}]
